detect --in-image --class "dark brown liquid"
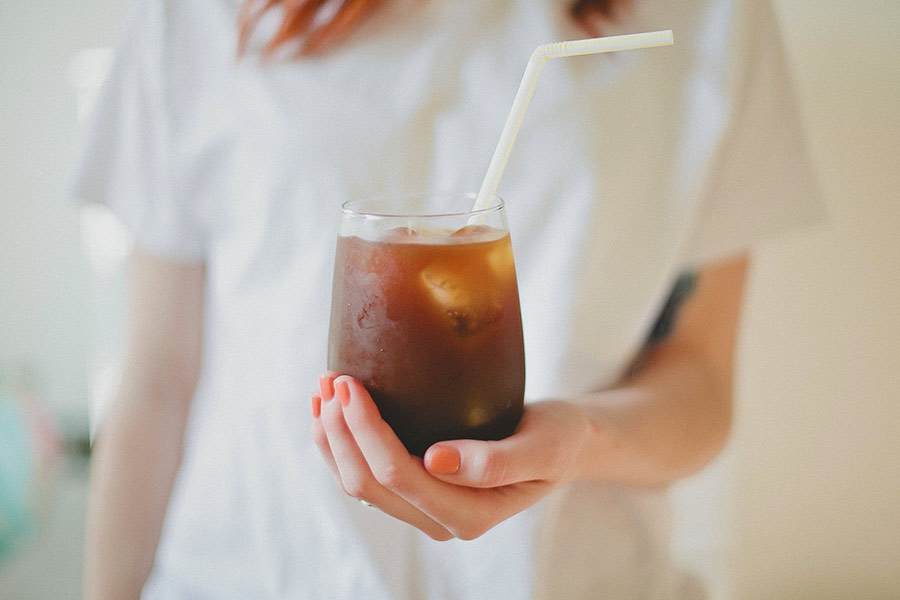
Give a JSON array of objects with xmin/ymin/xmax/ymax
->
[{"xmin": 328, "ymin": 226, "xmax": 525, "ymax": 456}]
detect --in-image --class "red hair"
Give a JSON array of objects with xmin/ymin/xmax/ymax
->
[{"xmin": 239, "ymin": 0, "xmax": 633, "ymax": 58}]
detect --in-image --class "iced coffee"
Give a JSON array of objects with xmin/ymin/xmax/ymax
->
[{"xmin": 328, "ymin": 195, "xmax": 525, "ymax": 457}]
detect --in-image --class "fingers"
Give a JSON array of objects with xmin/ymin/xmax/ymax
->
[
  {"xmin": 320, "ymin": 379, "xmax": 380, "ymax": 498},
  {"xmin": 310, "ymin": 392, "xmax": 339, "ymax": 477},
  {"xmin": 327, "ymin": 377, "xmax": 433, "ymax": 508},
  {"xmin": 311, "ymin": 374, "xmax": 453, "ymax": 540},
  {"xmin": 334, "ymin": 378, "xmax": 492, "ymax": 536},
  {"xmin": 310, "ymin": 372, "xmax": 343, "ymax": 479},
  {"xmin": 333, "ymin": 377, "xmax": 419, "ymax": 478}
]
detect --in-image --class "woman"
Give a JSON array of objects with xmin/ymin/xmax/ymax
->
[{"xmin": 74, "ymin": 0, "xmax": 821, "ymax": 597}]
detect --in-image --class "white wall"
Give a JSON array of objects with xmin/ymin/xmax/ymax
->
[
  {"xmin": 0, "ymin": 0, "xmax": 129, "ymax": 432},
  {"xmin": 734, "ymin": 1, "xmax": 900, "ymax": 597}
]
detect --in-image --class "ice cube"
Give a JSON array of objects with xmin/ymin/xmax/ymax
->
[
  {"xmin": 487, "ymin": 246, "xmax": 515, "ymax": 282},
  {"xmin": 420, "ymin": 268, "xmax": 464, "ymax": 308},
  {"xmin": 383, "ymin": 226, "xmax": 420, "ymax": 241},
  {"xmin": 449, "ymin": 226, "xmax": 515, "ymax": 281},
  {"xmin": 420, "ymin": 266, "xmax": 501, "ymax": 336},
  {"xmin": 450, "ymin": 224, "xmax": 494, "ymax": 238}
]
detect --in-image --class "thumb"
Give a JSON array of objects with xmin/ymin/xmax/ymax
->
[{"xmin": 423, "ymin": 437, "xmax": 538, "ymax": 488}]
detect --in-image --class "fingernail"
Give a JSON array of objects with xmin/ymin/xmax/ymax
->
[
  {"xmin": 310, "ymin": 394, "xmax": 321, "ymax": 418},
  {"xmin": 426, "ymin": 446, "xmax": 460, "ymax": 475},
  {"xmin": 319, "ymin": 375, "xmax": 334, "ymax": 401},
  {"xmin": 335, "ymin": 380, "xmax": 350, "ymax": 407}
]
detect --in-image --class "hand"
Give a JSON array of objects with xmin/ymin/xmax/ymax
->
[{"xmin": 310, "ymin": 373, "xmax": 592, "ymax": 541}]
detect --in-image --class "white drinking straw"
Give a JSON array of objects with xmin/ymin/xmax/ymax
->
[{"xmin": 472, "ymin": 30, "xmax": 674, "ymax": 212}]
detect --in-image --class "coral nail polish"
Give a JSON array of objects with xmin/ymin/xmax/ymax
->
[
  {"xmin": 335, "ymin": 380, "xmax": 350, "ymax": 407},
  {"xmin": 427, "ymin": 446, "xmax": 460, "ymax": 475},
  {"xmin": 310, "ymin": 394, "xmax": 321, "ymax": 418},
  {"xmin": 319, "ymin": 375, "xmax": 334, "ymax": 401}
]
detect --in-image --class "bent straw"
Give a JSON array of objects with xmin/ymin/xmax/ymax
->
[{"xmin": 472, "ymin": 30, "xmax": 674, "ymax": 212}]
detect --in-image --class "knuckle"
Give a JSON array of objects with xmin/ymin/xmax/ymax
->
[
  {"xmin": 336, "ymin": 478, "xmax": 352, "ymax": 497},
  {"xmin": 478, "ymin": 450, "xmax": 510, "ymax": 488},
  {"xmin": 372, "ymin": 459, "xmax": 405, "ymax": 490},
  {"xmin": 341, "ymin": 475, "xmax": 372, "ymax": 501}
]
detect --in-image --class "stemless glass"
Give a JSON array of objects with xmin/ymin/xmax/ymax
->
[{"xmin": 327, "ymin": 192, "xmax": 525, "ymax": 457}]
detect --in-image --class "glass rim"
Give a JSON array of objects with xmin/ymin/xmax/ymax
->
[{"xmin": 340, "ymin": 191, "xmax": 504, "ymax": 219}]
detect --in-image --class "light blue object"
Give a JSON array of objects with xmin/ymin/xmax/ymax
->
[{"xmin": 0, "ymin": 384, "xmax": 36, "ymax": 561}]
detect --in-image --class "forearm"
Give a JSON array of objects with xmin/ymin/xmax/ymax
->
[
  {"xmin": 574, "ymin": 255, "xmax": 747, "ymax": 487},
  {"xmin": 574, "ymin": 341, "xmax": 732, "ymax": 487},
  {"xmin": 83, "ymin": 382, "xmax": 191, "ymax": 599},
  {"xmin": 82, "ymin": 250, "xmax": 204, "ymax": 598}
]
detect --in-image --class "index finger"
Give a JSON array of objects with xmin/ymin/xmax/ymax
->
[{"xmin": 334, "ymin": 377, "xmax": 480, "ymax": 511}]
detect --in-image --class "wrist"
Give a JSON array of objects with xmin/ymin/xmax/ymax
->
[{"xmin": 568, "ymin": 392, "xmax": 628, "ymax": 483}]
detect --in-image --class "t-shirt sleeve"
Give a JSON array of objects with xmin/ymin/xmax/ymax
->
[
  {"xmin": 680, "ymin": 0, "xmax": 826, "ymax": 267},
  {"xmin": 68, "ymin": 0, "xmax": 206, "ymax": 262}
]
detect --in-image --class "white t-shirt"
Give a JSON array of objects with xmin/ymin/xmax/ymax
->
[{"xmin": 71, "ymin": 0, "xmax": 822, "ymax": 597}]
